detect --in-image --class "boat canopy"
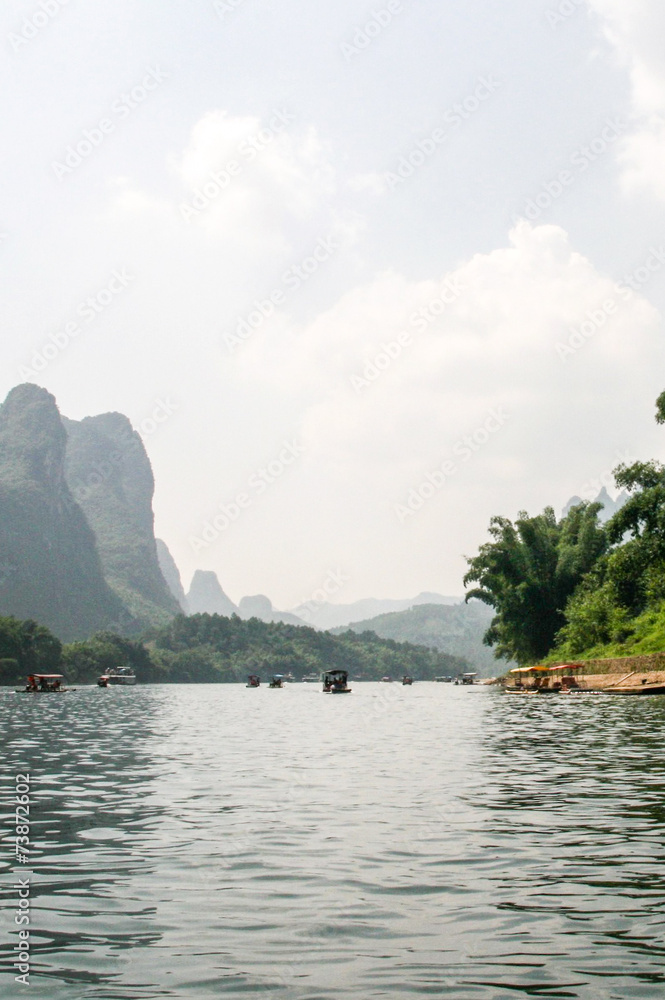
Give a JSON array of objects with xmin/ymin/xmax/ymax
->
[
  {"xmin": 549, "ymin": 663, "xmax": 584, "ymax": 672},
  {"xmin": 30, "ymin": 674, "xmax": 64, "ymax": 679}
]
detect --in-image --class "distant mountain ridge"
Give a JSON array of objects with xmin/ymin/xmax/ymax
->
[
  {"xmin": 562, "ymin": 486, "xmax": 628, "ymax": 523},
  {"xmin": 290, "ymin": 592, "xmax": 461, "ymax": 630},
  {"xmin": 331, "ymin": 601, "xmax": 501, "ymax": 677}
]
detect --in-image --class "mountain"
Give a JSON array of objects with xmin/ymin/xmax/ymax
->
[
  {"xmin": 562, "ymin": 486, "xmax": 629, "ymax": 523},
  {"xmin": 238, "ymin": 593, "xmax": 305, "ymax": 626},
  {"xmin": 63, "ymin": 412, "xmax": 181, "ymax": 630},
  {"xmin": 290, "ymin": 592, "xmax": 461, "ymax": 630},
  {"xmin": 331, "ymin": 601, "xmax": 501, "ymax": 677},
  {"xmin": 187, "ymin": 570, "xmax": 238, "ymax": 616},
  {"xmin": 0, "ymin": 384, "xmax": 129, "ymax": 640},
  {"xmin": 156, "ymin": 539, "xmax": 188, "ymax": 612}
]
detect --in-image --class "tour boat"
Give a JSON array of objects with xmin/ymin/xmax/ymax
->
[
  {"xmin": 97, "ymin": 666, "xmax": 136, "ymax": 687},
  {"xmin": 402, "ymin": 676, "xmax": 413, "ymax": 685},
  {"xmin": 17, "ymin": 674, "xmax": 71, "ymax": 693},
  {"xmin": 323, "ymin": 669, "xmax": 351, "ymax": 693},
  {"xmin": 269, "ymin": 674, "xmax": 285, "ymax": 688},
  {"xmin": 380, "ymin": 676, "xmax": 393, "ymax": 683},
  {"xmin": 246, "ymin": 674, "xmax": 261, "ymax": 688}
]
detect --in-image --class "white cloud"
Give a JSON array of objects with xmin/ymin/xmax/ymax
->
[
  {"xmin": 587, "ymin": 0, "xmax": 665, "ymax": 200},
  {"xmin": 109, "ymin": 109, "xmax": 360, "ymax": 264},
  {"xmin": 240, "ymin": 223, "xmax": 662, "ymax": 487}
]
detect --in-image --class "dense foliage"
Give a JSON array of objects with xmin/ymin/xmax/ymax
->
[
  {"xmin": 464, "ymin": 503, "xmax": 607, "ymax": 664},
  {"xmin": 555, "ymin": 459, "xmax": 665, "ymax": 656},
  {"xmin": 0, "ymin": 616, "xmax": 62, "ymax": 684}
]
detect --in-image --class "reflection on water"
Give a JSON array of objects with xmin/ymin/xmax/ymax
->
[{"xmin": 2, "ymin": 684, "xmax": 665, "ymax": 999}]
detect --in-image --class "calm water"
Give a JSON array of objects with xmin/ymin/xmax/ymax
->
[{"xmin": 2, "ymin": 683, "xmax": 665, "ymax": 999}]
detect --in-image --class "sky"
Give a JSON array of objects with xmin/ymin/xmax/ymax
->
[{"xmin": 1, "ymin": 0, "xmax": 665, "ymax": 610}]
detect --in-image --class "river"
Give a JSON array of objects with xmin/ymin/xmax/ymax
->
[{"xmin": 2, "ymin": 682, "xmax": 665, "ymax": 998}]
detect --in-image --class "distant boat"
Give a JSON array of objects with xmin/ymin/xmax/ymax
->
[
  {"xmin": 301, "ymin": 674, "xmax": 318, "ymax": 682},
  {"xmin": 17, "ymin": 673, "xmax": 71, "ymax": 693},
  {"xmin": 269, "ymin": 674, "xmax": 285, "ymax": 688},
  {"xmin": 246, "ymin": 674, "xmax": 261, "ymax": 688},
  {"xmin": 380, "ymin": 676, "xmax": 393, "ymax": 683},
  {"xmin": 97, "ymin": 667, "xmax": 136, "ymax": 687},
  {"xmin": 402, "ymin": 676, "xmax": 413, "ymax": 685},
  {"xmin": 323, "ymin": 669, "xmax": 351, "ymax": 694},
  {"xmin": 435, "ymin": 676, "xmax": 453, "ymax": 682}
]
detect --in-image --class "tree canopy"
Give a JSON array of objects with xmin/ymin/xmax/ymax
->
[{"xmin": 464, "ymin": 502, "xmax": 607, "ymax": 664}]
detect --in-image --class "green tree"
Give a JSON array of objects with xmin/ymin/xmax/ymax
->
[{"xmin": 464, "ymin": 503, "xmax": 607, "ymax": 664}]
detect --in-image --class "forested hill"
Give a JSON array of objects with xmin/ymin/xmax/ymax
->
[
  {"xmin": 148, "ymin": 614, "xmax": 470, "ymax": 682},
  {"xmin": 331, "ymin": 602, "xmax": 498, "ymax": 677},
  {"xmin": 1, "ymin": 612, "xmax": 472, "ymax": 685}
]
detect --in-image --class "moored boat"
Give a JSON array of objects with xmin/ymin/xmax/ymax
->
[{"xmin": 605, "ymin": 682, "xmax": 665, "ymax": 696}]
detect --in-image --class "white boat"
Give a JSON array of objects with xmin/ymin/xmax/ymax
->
[{"xmin": 98, "ymin": 667, "xmax": 137, "ymax": 687}]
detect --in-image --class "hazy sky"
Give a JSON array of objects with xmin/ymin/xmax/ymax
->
[{"xmin": 2, "ymin": 0, "xmax": 665, "ymax": 609}]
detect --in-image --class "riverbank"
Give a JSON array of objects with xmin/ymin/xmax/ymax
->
[{"xmin": 534, "ymin": 652, "xmax": 665, "ymax": 690}]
